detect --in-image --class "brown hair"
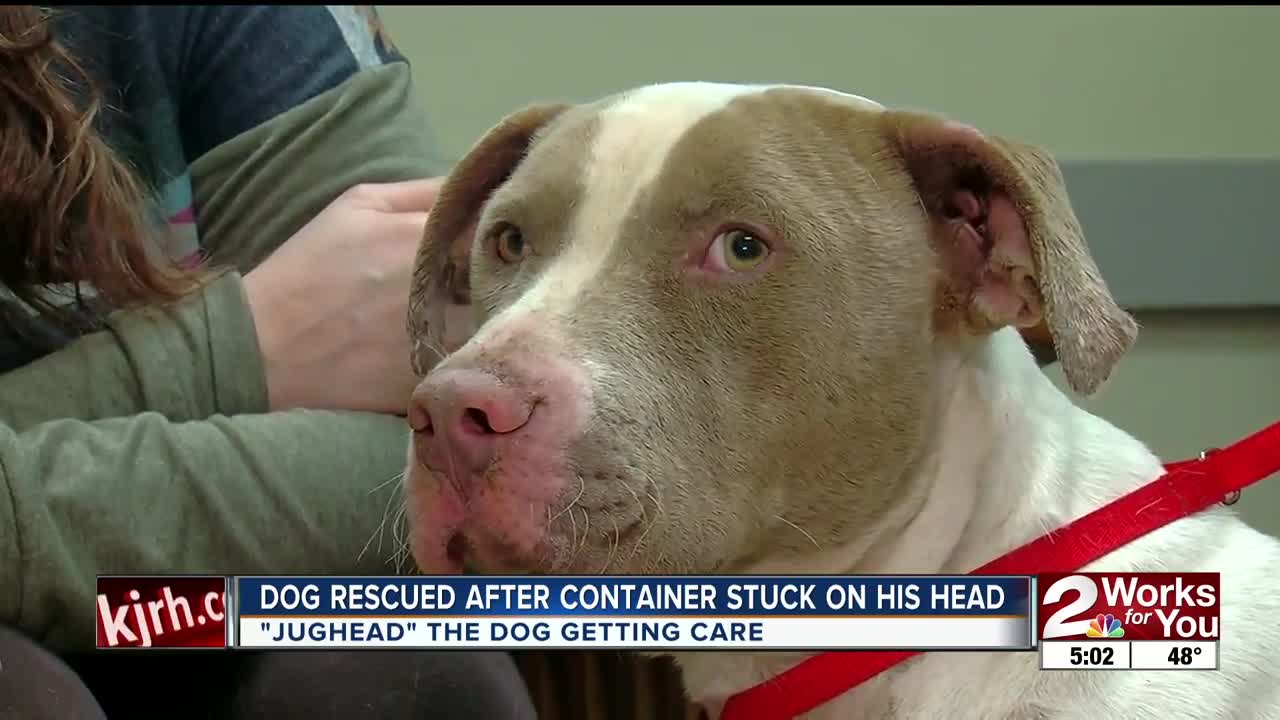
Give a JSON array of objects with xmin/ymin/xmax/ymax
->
[{"xmin": 0, "ymin": 5, "xmax": 196, "ymax": 345}]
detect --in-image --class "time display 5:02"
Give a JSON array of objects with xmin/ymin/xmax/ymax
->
[{"xmin": 1069, "ymin": 645, "xmax": 1116, "ymax": 666}]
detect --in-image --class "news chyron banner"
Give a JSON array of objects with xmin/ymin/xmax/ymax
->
[
  {"xmin": 94, "ymin": 573, "xmax": 1220, "ymax": 663},
  {"xmin": 233, "ymin": 576, "xmax": 1031, "ymax": 651},
  {"xmin": 98, "ymin": 576, "xmax": 1031, "ymax": 651},
  {"xmin": 1037, "ymin": 573, "xmax": 1221, "ymax": 671}
]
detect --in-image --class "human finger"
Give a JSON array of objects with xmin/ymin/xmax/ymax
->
[{"xmin": 370, "ymin": 177, "xmax": 447, "ymax": 213}]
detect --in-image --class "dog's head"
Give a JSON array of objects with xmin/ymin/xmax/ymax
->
[{"xmin": 403, "ymin": 83, "xmax": 1135, "ymax": 576}]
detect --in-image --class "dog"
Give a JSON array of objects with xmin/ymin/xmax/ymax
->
[{"xmin": 401, "ymin": 82, "xmax": 1280, "ymax": 719}]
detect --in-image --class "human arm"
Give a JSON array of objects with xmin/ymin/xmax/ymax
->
[
  {"xmin": 0, "ymin": 406, "xmax": 412, "ymax": 654},
  {"xmin": 0, "ymin": 271, "xmax": 264, "ymax": 432}
]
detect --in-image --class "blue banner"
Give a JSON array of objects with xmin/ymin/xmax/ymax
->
[{"xmin": 234, "ymin": 575, "xmax": 1030, "ymax": 618}]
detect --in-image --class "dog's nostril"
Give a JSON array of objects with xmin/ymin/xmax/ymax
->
[{"xmin": 461, "ymin": 407, "xmax": 496, "ymax": 435}]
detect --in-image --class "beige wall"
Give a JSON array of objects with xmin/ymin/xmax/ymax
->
[{"xmin": 382, "ymin": 6, "xmax": 1280, "ymax": 534}]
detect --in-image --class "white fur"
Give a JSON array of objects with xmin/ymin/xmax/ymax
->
[
  {"xmin": 470, "ymin": 82, "xmax": 758, "ymax": 346},
  {"xmin": 677, "ymin": 328, "xmax": 1280, "ymax": 719}
]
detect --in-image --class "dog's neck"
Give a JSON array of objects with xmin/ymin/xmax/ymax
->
[
  {"xmin": 855, "ymin": 329, "xmax": 1165, "ymax": 578},
  {"xmin": 678, "ymin": 329, "xmax": 1166, "ymax": 713}
]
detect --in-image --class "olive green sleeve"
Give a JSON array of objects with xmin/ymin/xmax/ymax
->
[
  {"xmin": 0, "ymin": 62, "xmax": 445, "ymax": 652},
  {"xmin": 191, "ymin": 62, "xmax": 448, "ymax": 273},
  {"xmin": 0, "ymin": 405, "xmax": 413, "ymax": 653},
  {"xmin": 0, "ymin": 271, "xmax": 266, "ymax": 431}
]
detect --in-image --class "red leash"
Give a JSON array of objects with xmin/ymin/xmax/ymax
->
[{"xmin": 720, "ymin": 419, "xmax": 1280, "ymax": 720}]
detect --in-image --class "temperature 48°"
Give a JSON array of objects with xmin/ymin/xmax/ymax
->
[{"xmin": 1168, "ymin": 646, "xmax": 1203, "ymax": 665}]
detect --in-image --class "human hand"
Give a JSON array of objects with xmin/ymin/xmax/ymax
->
[{"xmin": 243, "ymin": 178, "xmax": 445, "ymax": 414}]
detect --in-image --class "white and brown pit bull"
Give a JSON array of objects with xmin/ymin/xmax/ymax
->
[{"xmin": 401, "ymin": 82, "xmax": 1280, "ymax": 719}]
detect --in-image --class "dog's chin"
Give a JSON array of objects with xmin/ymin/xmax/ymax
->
[
  {"xmin": 406, "ymin": 458, "xmax": 668, "ymax": 575},
  {"xmin": 404, "ymin": 454, "xmax": 558, "ymax": 571},
  {"xmin": 411, "ymin": 505, "xmax": 719, "ymax": 576},
  {"xmin": 407, "ymin": 500, "xmax": 554, "ymax": 576},
  {"xmin": 448, "ymin": 527, "xmax": 554, "ymax": 575}
]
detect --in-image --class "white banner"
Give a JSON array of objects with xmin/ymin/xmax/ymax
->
[{"xmin": 237, "ymin": 615, "xmax": 1030, "ymax": 651}]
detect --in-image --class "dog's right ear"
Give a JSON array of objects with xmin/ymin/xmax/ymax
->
[{"xmin": 407, "ymin": 103, "xmax": 570, "ymax": 376}]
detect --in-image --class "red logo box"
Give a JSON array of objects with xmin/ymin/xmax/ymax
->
[
  {"xmin": 96, "ymin": 576, "xmax": 228, "ymax": 649},
  {"xmin": 1036, "ymin": 572, "xmax": 1219, "ymax": 642}
]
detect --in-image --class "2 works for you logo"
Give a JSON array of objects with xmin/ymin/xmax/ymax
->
[{"xmin": 1037, "ymin": 572, "xmax": 1219, "ymax": 642}]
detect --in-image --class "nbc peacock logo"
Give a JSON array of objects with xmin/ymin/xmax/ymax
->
[{"xmin": 1085, "ymin": 613, "xmax": 1125, "ymax": 638}]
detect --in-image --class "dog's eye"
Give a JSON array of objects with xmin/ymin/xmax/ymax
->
[
  {"xmin": 714, "ymin": 228, "xmax": 770, "ymax": 272},
  {"xmin": 495, "ymin": 225, "xmax": 529, "ymax": 264}
]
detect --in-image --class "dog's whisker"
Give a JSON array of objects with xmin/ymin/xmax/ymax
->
[
  {"xmin": 774, "ymin": 514, "xmax": 822, "ymax": 550},
  {"xmin": 573, "ymin": 507, "xmax": 593, "ymax": 569},
  {"xmin": 390, "ymin": 502, "xmax": 411, "ymax": 572},
  {"xmin": 358, "ymin": 475, "xmax": 405, "ymax": 564},
  {"xmin": 629, "ymin": 498, "xmax": 664, "ymax": 564},
  {"xmin": 620, "ymin": 479, "xmax": 647, "ymax": 525},
  {"xmin": 567, "ymin": 498, "xmax": 580, "ymax": 558},
  {"xmin": 551, "ymin": 474, "xmax": 587, "ymax": 523},
  {"xmin": 368, "ymin": 470, "xmax": 406, "ymax": 496},
  {"xmin": 645, "ymin": 475, "xmax": 665, "ymax": 516},
  {"xmin": 600, "ymin": 512, "xmax": 621, "ymax": 575}
]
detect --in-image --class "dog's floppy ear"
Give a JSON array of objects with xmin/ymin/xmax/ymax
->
[
  {"xmin": 407, "ymin": 103, "xmax": 570, "ymax": 376},
  {"xmin": 878, "ymin": 111, "xmax": 1136, "ymax": 395}
]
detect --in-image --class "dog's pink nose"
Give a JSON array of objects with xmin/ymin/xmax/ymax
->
[{"xmin": 409, "ymin": 369, "xmax": 534, "ymax": 479}]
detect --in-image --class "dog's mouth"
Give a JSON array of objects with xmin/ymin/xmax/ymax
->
[
  {"xmin": 425, "ymin": 484, "xmax": 656, "ymax": 576},
  {"xmin": 444, "ymin": 531, "xmax": 533, "ymax": 575},
  {"xmin": 407, "ymin": 423, "xmax": 669, "ymax": 575},
  {"xmin": 443, "ymin": 523, "xmax": 553, "ymax": 575},
  {"xmin": 445, "ymin": 530, "xmax": 550, "ymax": 573}
]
